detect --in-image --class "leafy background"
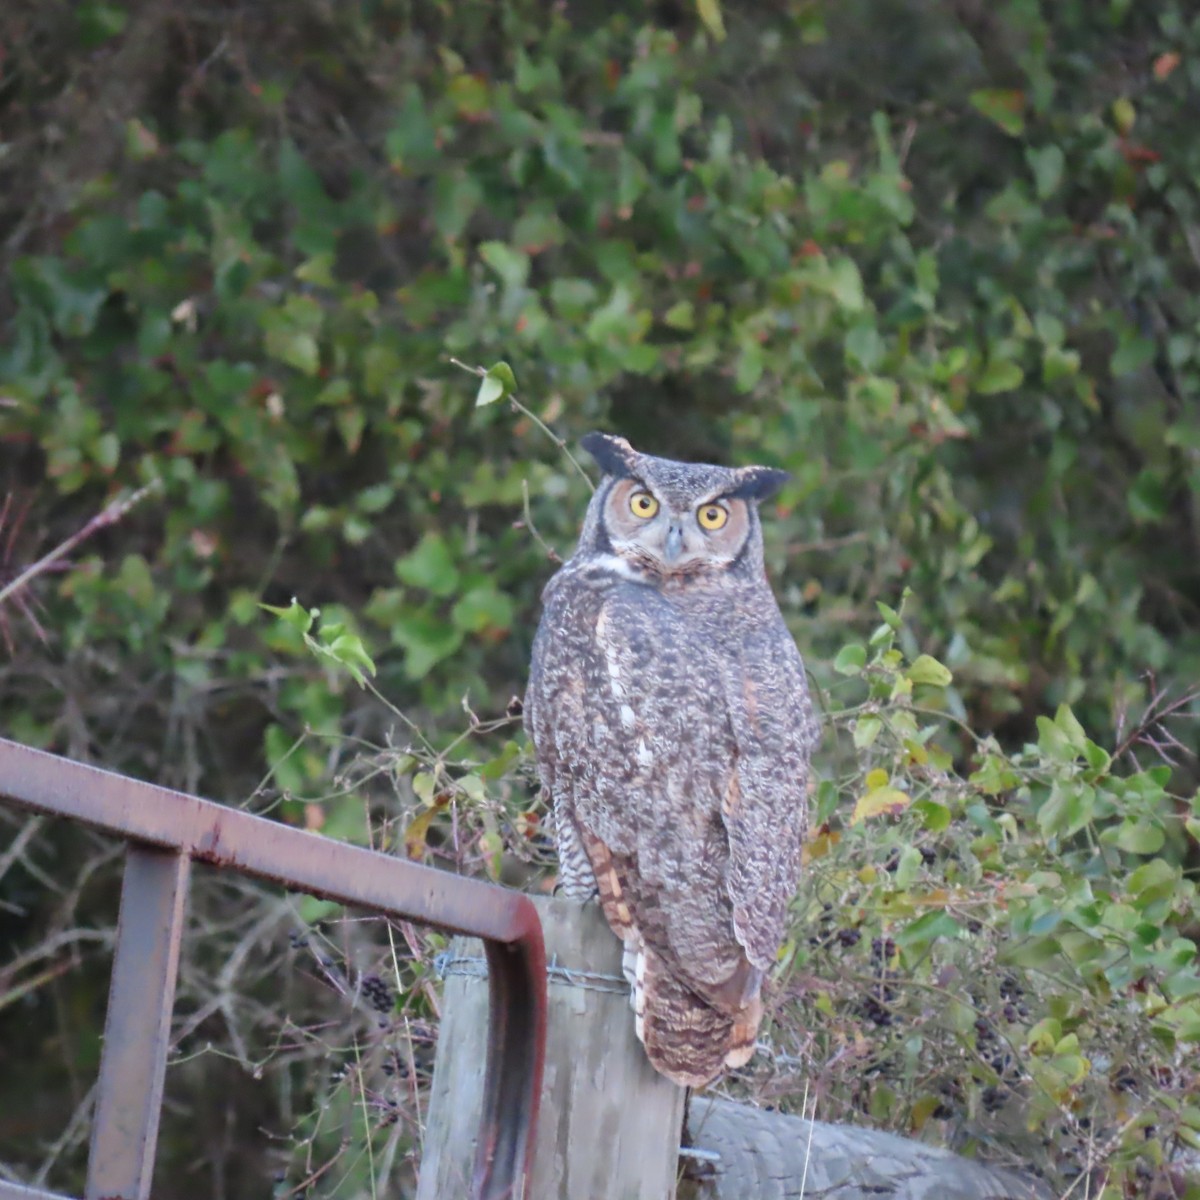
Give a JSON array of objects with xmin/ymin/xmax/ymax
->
[{"xmin": 2, "ymin": 0, "xmax": 1200, "ymax": 1196}]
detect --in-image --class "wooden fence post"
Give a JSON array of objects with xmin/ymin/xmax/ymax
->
[{"xmin": 416, "ymin": 894, "xmax": 687, "ymax": 1200}]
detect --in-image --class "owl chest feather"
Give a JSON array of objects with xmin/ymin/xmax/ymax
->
[{"xmin": 538, "ymin": 571, "xmax": 751, "ymax": 811}]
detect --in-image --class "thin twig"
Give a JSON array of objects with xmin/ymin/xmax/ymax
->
[
  {"xmin": 0, "ymin": 815, "xmax": 43, "ymax": 885},
  {"xmin": 1113, "ymin": 673, "xmax": 1199, "ymax": 764},
  {"xmin": 447, "ymin": 357, "xmax": 595, "ymax": 492},
  {"xmin": 520, "ymin": 478, "xmax": 562, "ymax": 563},
  {"xmin": 0, "ymin": 477, "xmax": 163, "ymax": 610}
]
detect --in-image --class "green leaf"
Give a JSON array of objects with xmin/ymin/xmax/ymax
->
[
  {"xmin": 970, "ymin": 754, "xmax": 1019, "ymax": 796},
  {"xmin": 321, "ymin": 633, "xmax": 376, "ymax": 686},
  {"xmin": 395, "ymin": 533, "xmax": 460, "ymax": 597},
  {"xmin": 833, "ymin": 643, "xmax": 867, "ymax": 675},
  {"xmin": 827, "ymin": 257, "xmax": 865, "ymax": 311},
  {"xmin": 451, "ymin": 585, "xmax": 515, "ymax": 633},
  {"xmin": 264, "ymin": 327, "xmax": 319, "ymax": 376},
  {"xmin": 1112, "ymin": 96, "xmax": 1136, "ymax": 135},
  {"xmin": 1027, "ymin": 144, "xmax": 1065, "ymax": 198},
  {"xmin": 1037, "ymin": 782, "xmax": 1095, "ymax": 839},
  {"xmin": 907, "ymin": 654, "xmax": 953, "ymax": 688},
  {"xmin": 1111, "ymin": 333, "xmax": 1155, "ymax": 377},
  {"xmin": 896, "ymin": 910, "xmax": 963, "ymax": 950},
  {"xmin": 76, "ymin": 0, "xmax": 128, "ymax": 47},
  {"xmin": 479, "ymin": 242, "xmax": 531, "ymax": 290},
  {"xmin": 853, "ymin": 715, "xmax": 882, "ymax": 749},
  {"xmin": 1127, "ymin": 858, "xmax": 1178, "ymax": 905},
  {"xmin": 1106, "ymin": 819, "xmax": 1166, "ymax": 855},
  {"xmin": 1037, "ymin": 714, "xmax": 1078, "ymax": 763},
  {"xmin": 845, "ymin": 323, "xmax": 885, "ymax": 372},
  {"xmin": 975, "ymin": 359, "xmax": 1024, "ymax": 395},
  {"xmin": 875, "ymin": 600, "xmax": 902, "ymax": 629},
  {"xmin": 894, "ymin": 844, "xmax": 923, "ymax": 889},
  {"xmin": 913, "ymin": 799, "xmax": 952, "ymax": 832},
  {"xmin": 261, "ymin": 599, "xmax": 317, "ymax": 635},
  {"xmin": 390, "ymin": 613, "xmax": 464, "ymax": 680},
  {"xmin": 664, "ymin": 301, "xmax": 695, "ymax": 330},
  {"xmin": 475, "ymin": 360, "xmax": 518, "ymax": 408},
  {"xmin": 970, "ymin": 88, "xmax": 1026, "ymax": 136},
  {"xmin": 384, "ymin": 85, "xmax": 438, "ymax": 170},
  {"xmin": 695, "ymin": 0, "xmax": 726, "ymax": 40},
  {"xmin": 1128, "ymin": 470, "xmax": 1169, "ymax": 523},
  {"xmin": 1054, "ymin": 703, "xmax": 1088, "ymax": 752}
]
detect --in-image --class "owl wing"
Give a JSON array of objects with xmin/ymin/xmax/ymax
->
[{"xmin": 720, "ymin": 611, "xmax": 818, "ymax": 969}]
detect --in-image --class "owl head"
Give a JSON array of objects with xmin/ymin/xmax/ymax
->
[{"xmin": 575, "ymin": 433, "xmax": 788, "ymax": 581}]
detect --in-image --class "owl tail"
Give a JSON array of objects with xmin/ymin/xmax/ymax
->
[{"xmin": 630, "ymin": 940, "xmax": 763, "ymax": 1088}]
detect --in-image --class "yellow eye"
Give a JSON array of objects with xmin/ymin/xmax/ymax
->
[
  {"xmin": 629, "ymin": 491, "xmax": 659, "ymax": 519},
  {"xmin": 697, "ymin": 503, "xmax": 729, "ymax": 531}
]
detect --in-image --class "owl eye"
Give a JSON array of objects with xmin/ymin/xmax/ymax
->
[
  {"xmin": 629, "ymin": 491, "xmax": 660, "ymax": 519},
  {"xmin": 697, "ymin": 503, "xmax": 729, "ymax": 531}
]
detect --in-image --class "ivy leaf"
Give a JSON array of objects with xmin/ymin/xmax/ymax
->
[
  {"xmin": 970, "ymin": 88, "xmax": 1026, "ymax": 136},
  {"xmin": 1027, "ymin": 144, "xmax": 1065, "ymax": 199},
  {"xmin": 320, "ymin": 633, "xmax": 376, "ymax": 686},
  {"xmin": 395, "ymin": 533, "xmax": 460, "ymax": 597},
  {"xmin": 260, "ymin": 599, "xmax": 317, "ymax": 635},
  {"xmin": 976, "ymin": 359, "xmax": 1024, "ymax": 395},
  {"xmin": 475, "ymin": 360, "xmax": 518, "ymax": 407}
]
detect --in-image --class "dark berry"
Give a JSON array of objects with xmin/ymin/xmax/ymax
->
[{"xmin": 360, "ymin": 973, "xmax": 394, "ymax": 1014}]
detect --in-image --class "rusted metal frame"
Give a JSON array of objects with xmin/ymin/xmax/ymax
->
[
  {"xmin": 0, "ymin": 737, "xmax": 547, "ymax": 1200},
  {"xmin": 86, "ymin": 848, "xmax": 189, "ymax": 1200}
]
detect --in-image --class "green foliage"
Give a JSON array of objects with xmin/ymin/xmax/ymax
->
[
  {"xmin": 3, "ymin": 0, "xmax": 1200, "ymax": 1196},
  {"xmin": 790, "ymin": 608, "xmax": 1200, "ymax": 1188}
]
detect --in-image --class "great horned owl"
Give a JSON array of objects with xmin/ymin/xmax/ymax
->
[{"xmin": 525, "ymin": 433, "xmax": 818, "ymax": 1087}]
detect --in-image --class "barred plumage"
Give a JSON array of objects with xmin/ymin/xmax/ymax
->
[{"xmin": 525, "ymin": 434, "xmax": 818, "ymax": 1087}]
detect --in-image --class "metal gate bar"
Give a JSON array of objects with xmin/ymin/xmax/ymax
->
[
  {"xmin": 87, "ymin": 848, "xmax": 189, "ymax": 1200},
  {"xmin": 0, "ymin": 737, "xmax": 546, "ymax": 1200}
]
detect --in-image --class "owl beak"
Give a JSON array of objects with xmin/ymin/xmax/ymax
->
[{"xmin": 664, "ymin": 524, "xmax": 684, "ymax": 562}]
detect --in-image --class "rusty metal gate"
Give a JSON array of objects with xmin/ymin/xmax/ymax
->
[{"xmin": 0, "ymin": 737, "xmax": 546, "ymax": 1200}]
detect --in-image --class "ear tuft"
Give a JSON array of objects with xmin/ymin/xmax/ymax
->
[
  {"xmin": 726, "ymin": 465, "xmax": 790, "ymax": 504},
  {"xmin": 580, "ymin": 432, "xmax": 638, "ymax": 478}
]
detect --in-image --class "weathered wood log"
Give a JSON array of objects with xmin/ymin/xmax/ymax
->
[
  {"xmin": 416, "ymin": 894, "xmax": 687, "ymax": 1200},
  {"xmin": 682, "ymin": 1096, "xmax": 1051, "ymax": 1200},
  {"xmin": 418, "ymin": 896, "xmax": 1051, "ymax": 1200}
]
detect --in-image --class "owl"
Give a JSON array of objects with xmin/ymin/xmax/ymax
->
[{"xmin": 524, "ymin": 433, "xmax": 818, "ymax": 1087}]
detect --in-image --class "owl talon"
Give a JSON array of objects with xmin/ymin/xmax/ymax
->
[{"xmin": 550, "ymin": 876, "xmax": 600, "ymax": 904}]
